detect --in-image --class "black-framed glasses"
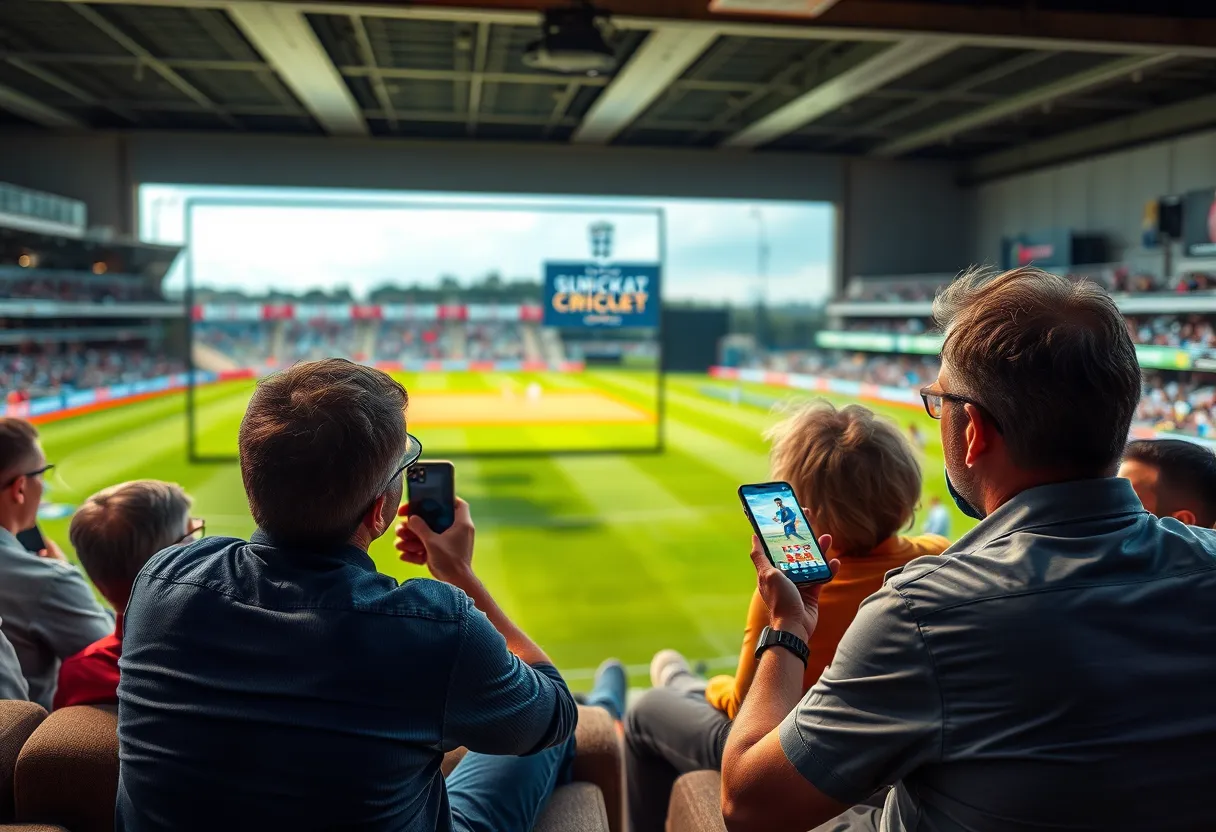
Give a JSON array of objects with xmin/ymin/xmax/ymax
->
[
  {"xmin": 4, "ymin": 463, "xmax": 53, "ymax": 489},
  {"xmin": 174, "ymin": 517, "xmax": 206, "ymax": 545},
  {"xmin": 919, "ymin": 387, "xmax": 1004, "ymax": 433},
  {"xmin": 385, "ymin": 433, "xmax": 424, "ymax": 489}
]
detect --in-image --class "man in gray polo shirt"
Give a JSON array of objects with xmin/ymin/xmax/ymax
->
[
  {"xmin": 720, "ymin": 267, "xmax": 1216, "ymax": 832},
  {"xmin": 0, "ymin": 418, "xmax": 111, "ymax": 709}
]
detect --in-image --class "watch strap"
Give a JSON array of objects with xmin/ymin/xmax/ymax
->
[{"xmin": 754, "ymin": 625, "xmax": 809, "ymax": 666}]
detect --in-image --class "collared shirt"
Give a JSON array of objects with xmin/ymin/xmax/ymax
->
[
  {"xmin": 0, "ymin": 619, "xmax": 28, "ymax": 701},
  {"xmin": 780, "ymin": 478, "xmax": 1216, "ymax": 831},
  {"xmin": 0, "ymin": 527, "xmax": 113, "ymax": 709},
  {"xmin": 116, "ymin": 532, "xmax": 577, "ymax": 832}
]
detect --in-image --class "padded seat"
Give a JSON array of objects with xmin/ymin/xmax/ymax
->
[
  {"xmin": 666, "ymin": 770, "xmax": 726, "ymax": 832},
  {"xmin": 0, "ymin": 702, "xmax": 47, "ymax": 823},
  {"xmin": 13, "ymin": 704, "xmax": 619, "ymax": 832}
]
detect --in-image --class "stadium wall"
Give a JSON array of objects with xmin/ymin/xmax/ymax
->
[
  {"xmin": 0, "ymin": 131, "xmax": 970, "ymax": 296},
  {"xmin": 967, "ymin": 126, "xmax": 1216, "ymax": 268}
]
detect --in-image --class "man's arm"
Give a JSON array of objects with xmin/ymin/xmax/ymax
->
[
  {"xmin": 721, "ymin": 535, "xmax": 942, "ymax": 832},
  {"xmin": 720, "ymin": 539, "xmax": 845, "ymax": 832},
  {"xmin": 35, "ymin": 566, "xmax": 114, "ymax": 659},
  {"xmin": 398, "ymin": 498, "xmax": 575, "ymax": 752}
]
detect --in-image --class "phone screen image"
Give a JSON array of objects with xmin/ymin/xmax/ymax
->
[{"xmin": 739, "ymin": 482, "xmax": 831, "ymax": 584}]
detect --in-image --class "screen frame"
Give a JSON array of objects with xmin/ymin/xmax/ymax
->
[
  {"xmin": 180, "ymin": 195, "xmax": 667, "ymax": 462},
  {"xmin": 737, "ymin": 480, "xmax": 832, "ymax": 586}
]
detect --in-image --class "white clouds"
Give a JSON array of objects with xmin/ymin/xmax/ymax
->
[{"xmin": 144, "ymin": 185, "xmax": 834, "ymax": 305}]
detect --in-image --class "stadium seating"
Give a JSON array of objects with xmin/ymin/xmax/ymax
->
[
  {"xmin": 0, "ymin": 702, "xmax": 620, "ymax": 832},
  {"xmin": 665, "ymin": 771, "xmax": 726, "ymax": 832}
]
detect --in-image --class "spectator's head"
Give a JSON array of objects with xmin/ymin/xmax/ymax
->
[
  {"xmin": 930, "ymin": 267, "xmax": 1141, "ymax": 518},
  {"xmin": 69, "ymin": 480, "xmax": 194, "ymax": 613},
  {"xmin": 767, "ymin": 401, "xmax": 921, "ymax": 555},
  {"xmin": 0, "ymin": 418, "xmax": 48, "ymax": 534},
  {"xmin": 239, "ymin": 359, "xmax": 414, "ymax": 550},
  {"xmin": 1119, "ymin": 439, "xmax": 1216, "ymax": 526}
]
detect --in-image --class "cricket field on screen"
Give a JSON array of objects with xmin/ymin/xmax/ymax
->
[{"xmin": 35, "ymin": 373, "xmax": 975, "ymax": 689}]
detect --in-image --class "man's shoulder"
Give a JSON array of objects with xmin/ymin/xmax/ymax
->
[{"xmin": 138, "ymin": 538, "xmax": 472, "ymax": 623}]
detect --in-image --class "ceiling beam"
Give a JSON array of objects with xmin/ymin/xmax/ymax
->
[
  {"xmin": 572, "ymin": 25, "xmax": 720, "ymax": 145},
  {"xmin": 226, "ymin": 1, "xmax": 367, "ymax": 136},
  {"xmin": 69, "ymin": 3, "xmax": 240, "ymax": 128},
  {"xmin": 966, "ymin": 92, "xmax": 1216, "ymax": 183},
  {"xmin": 350, "ymin": 15, "xmax": 398, "ymax": 131},
  {"xmin": 466, "ymin": 21, "xmax": 491, "ymax": 135},
  {"xmin": 4, "ymin": 56, "xmax": 139, "ymax": 123},
  {"xmin": 872, "ymin": 52, "xmax": 1177, "ymax": 158},
  {"xmin": 722, "ymin": 37, "xmax": 960, "ymax": 149},
  {"xmin": 25, "ymin": 0, "xmax": 1216, "ymax": 59},
  {"xmin": 0, "ymin": 81, "xmax": 84, "ymax": 128}
]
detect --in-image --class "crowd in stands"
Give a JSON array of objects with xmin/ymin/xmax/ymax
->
[
  {"xmin": 750, "ymin": 350, "xmax": 939, "ymax": 387},
  {"xmin": 844, "ymin": 266, "xmax": 1216, "ymax": 303},
  {"xmin": 0, "ymin": 344, "xmax": 184, "ymax": 401},
  {"xmin": 197, "ymin": 320, "xmax": 533, "ymax": 366},
  {"xmin": 0, "ymin": 267, "xmax": 1214, "ymax": 831},
  {"xmin": 0, "ymin": 275, "xmax": 161, "ymax": 304}
]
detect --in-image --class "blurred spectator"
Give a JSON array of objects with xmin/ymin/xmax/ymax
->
[
  {"xmin": 625, "ymin": 401, "xmax": 948, "ymax": 832},
  {"xmin": 0, "ymin": 418, "xmax": 112, "ymax": 709},
  {"xmin": 747, "ymin": 351, "xmax": 939, "ymax": 388},
  {"xmin": 1119, "ymin": 439, "xmax": 1216, "ymax": 527},
  {"xmin": 921, "ymin": 495, "xmax": 950, "ymax": 537},
  {"xmin": 0, "ymin": 621, "xmax": 27, "ymax": 701},
  {"xmin": 55, "ymin": 480, "xmax": 197, "ymax": 709}
]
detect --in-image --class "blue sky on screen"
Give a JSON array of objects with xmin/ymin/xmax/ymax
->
[
  {"xmin": 744, "ymin": 487, "xmax": 801, "ymax": 536},
  {"xmin": 139, "ymin": 185, "xmax": 834, "ymax": 306}
]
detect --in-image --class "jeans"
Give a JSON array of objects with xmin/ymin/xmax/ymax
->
[
  {"xmin": 448, "ymin": 736, "xmax": 577, "ymax": 832},
  {"xmin": 625, "ymin": 671, "xmax": 732, "ymax": 832}
]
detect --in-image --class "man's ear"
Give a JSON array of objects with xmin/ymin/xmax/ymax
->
[
  {"xmin": 362, "ymin": 493, "xmax": 388, "ymax": 535},
  {"xmin": 8, "ymin": 476, "xmax": 25, "ymax": 505},
  {"xmin": 962, "ymin": 403, "xmax": 993, "ymax": 467},
  {"xmin": 1172, "ymin": 508, "xmax": 1197, "ymax": 527}
]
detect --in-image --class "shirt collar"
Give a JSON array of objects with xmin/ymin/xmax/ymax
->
[
  {"xmin": 0, "ymin": 527, "xmax": 27, "ymax": 555},
  {"xmin": 249, "ymin": 528, "xmax": 377, "ymax": 571},
  {"xmin": 946, "ymin": 477, "xmax": 1146, "ymax": 555}
]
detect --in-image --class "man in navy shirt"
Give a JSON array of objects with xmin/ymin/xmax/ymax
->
[{"xmin": 117, "ymin": 359, "xmax": 580, "ymax": 832}]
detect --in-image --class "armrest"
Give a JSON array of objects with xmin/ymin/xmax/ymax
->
[
  {"xmin": 534, "ymin": 782, "xmax": 609, "ymax": 832},
  {"xmin": 0, "ymin": 703, "xmax": 47, "ymax": 822},
  {"xmin": 571, "ymin": 706, "xmax": 622, "ymax": 832},
  {"xmin": 667, "ymin": 771, "xmax": 727, "ymax": 832},
  {"xmin": 14, "ymin": 705, "xmax": 117, "ymax": 832}
]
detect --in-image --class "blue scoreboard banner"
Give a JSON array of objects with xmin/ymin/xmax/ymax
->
[{"xmin": 543, "ymin": 262, "xmax": 661, "ymax": 329}]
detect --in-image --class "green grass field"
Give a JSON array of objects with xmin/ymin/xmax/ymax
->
[{"xmin": 34, "ymin": 371, "xmax": 975, "ymax": 689}]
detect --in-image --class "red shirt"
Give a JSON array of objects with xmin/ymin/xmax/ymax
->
[{"xmin": 54, "ymin": 629, "xmax": 121, "ymax": 710}]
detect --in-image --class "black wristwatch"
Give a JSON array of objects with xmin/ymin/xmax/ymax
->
[{"xmin": 754, "ymin": 625, "xmax": 809, "ymax": 666}]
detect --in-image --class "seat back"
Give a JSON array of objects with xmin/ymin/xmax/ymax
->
[
  {"xmin": 14, "ymin": 705, "xmax": 117, "ymax": 832},
  {"xmin": 0, "ymin": 702, "xmax": 47, "ymax": 822}
]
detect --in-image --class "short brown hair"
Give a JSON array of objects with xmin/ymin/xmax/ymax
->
[
  {"xmin": 70, "ymin": 480, "xmax": 192, "ymax": 611},
  {"xmin": 0, "ymin": 418, "xmax": 38, "ymax": 476},
  {"xmin": 1124, "ymin": 439, "xmax": 1216, "ymax": 526},
  {"xmin": 934, "ymin": 267, "xmax": 1141, "ymax": 475},
  {"xmin": 239, "ymin": 359, "xmax": 408, "ymax": 547},
  {"xmin": 767, "ymin": 401, "xmax": 922, "ymax": 555}
]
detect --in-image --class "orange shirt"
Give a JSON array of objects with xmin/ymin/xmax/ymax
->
[{"xmin": 704, "ymin": 534, "xmax": 949, "ymax": 720}]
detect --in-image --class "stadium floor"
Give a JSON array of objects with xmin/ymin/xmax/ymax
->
[{"xmin": 35, "ymin": 371, "xmax": 976, "ymax": 689}]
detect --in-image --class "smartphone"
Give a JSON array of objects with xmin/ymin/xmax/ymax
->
[
  {"xmin": 407, "ymin": 461, "xmax": 456, "ymax": 535},
  {"xmin": 738, "ymin": 481, "xmax": 832, "ymax": 585},
  {"xmin": 16, "ymin": 524, "xmax": 46, "ymax": 554}
]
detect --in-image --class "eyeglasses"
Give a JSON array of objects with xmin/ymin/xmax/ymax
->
[
  {"xmin": 385, "ymin": 433, "xmax": 424, "ymax": 490},
  {"xmin": 919, "ymin": 387, "xmax": 1004, "ymax": 433},
  {"xmin": 4, "ymin": 463, "xmax": 54, "ymax": 489},
  {"xmin": 173, "ymin": 517, "xmax": 206, "ymax": 546}
]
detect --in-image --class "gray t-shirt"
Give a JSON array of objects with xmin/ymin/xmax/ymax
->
[
  {"xmin": 781, "ymin": 478, "xmax": 1216, "ymax": 831},
  {"xmin": 0, "ymin": 618, "xmax": 28, "ymax": 701},
  {"xmin": 0, "ymin": 528, "xmax": 112, "ymax": 709}
]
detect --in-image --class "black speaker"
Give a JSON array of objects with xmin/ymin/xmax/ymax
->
[{"xmin": 1159, "ymin": 196, "xmax": 1183, "ymax": 238}]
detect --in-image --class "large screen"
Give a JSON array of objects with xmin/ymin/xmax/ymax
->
[{"xmin": 140, "ymin": 186, "xmax": 831, "ymax": 458}]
